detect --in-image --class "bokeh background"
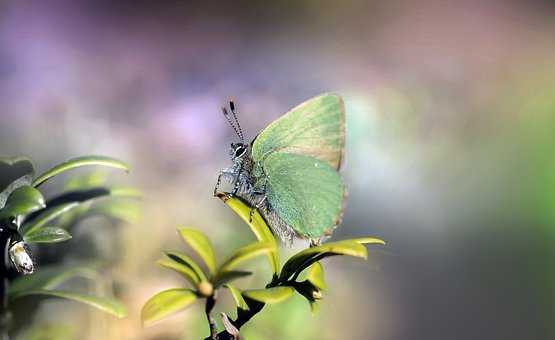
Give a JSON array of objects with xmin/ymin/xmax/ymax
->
[{"xmin": 1, "ymin": 1, "xmax": 554, "ymax": 339}]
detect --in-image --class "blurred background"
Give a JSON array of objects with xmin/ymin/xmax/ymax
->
[{"xmin": 0, "ymin": 0, "xmax": 554, "ymax": 339}]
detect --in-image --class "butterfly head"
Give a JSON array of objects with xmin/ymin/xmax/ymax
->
[{"xmin": 230, "ymin": 142, "xmax": 248, "ymax": 161}]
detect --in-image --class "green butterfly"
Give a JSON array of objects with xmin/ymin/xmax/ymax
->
[{"xmin": 215, "ymin": 93, "xmax": 345, "ymax": 244}]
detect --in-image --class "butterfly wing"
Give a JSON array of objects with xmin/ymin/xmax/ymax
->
[
  {"xmin": 263, "ymin": 152, "xmax": 344, "ymax": 239},
  {"xmin": 252, "ymin": 93, "xmax": 345, "ymax": 170}
]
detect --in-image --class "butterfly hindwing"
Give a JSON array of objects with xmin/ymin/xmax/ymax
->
[
  {"xmin": 251, "ymin": 93, "xmax": 345, "ymax": 170},
  {"xmin": 262, "ymin": 152, "xmax": 344, "ymax": 239}
]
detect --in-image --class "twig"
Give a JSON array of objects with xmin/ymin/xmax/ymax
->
[
  {"xmin": 204, "ymin": 299, "xmax": 265, "ymax": 340},
  {"xmin": 205, "ymin": 296, "xmax": 218, "ymax": 340},
  {"xmin": 0, "ymin": 230, "xmax": 10, "ymax": 340}
]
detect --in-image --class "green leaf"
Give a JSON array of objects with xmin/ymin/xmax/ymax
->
[
  {"xmin": 32, "ymin": 156, "xmax": 129, "ymax": 188},
  {"xmin": 24, "ymin": 227, "xmax": 72, "ymax": 244},
  {"xmin": 11, "ymin": 289, "xmax": 126, "ymax": 318},
  {"xmin": 0, "ymin": 174, "xmax": 33, "ymax": 211},
  {"xmin": 0, "ymin": 157, "xmax": 34, "ymax": 209},
  {"xmin": 352, "ymin": 237, "xmax": 386, "ymax": 245},
  {"xmin": 309, "ymin": 301, "xmax": 319, "ymax": 315},
  {"xmin": 108, "ymin": 186, "xmax": 142, "ymax": 199},
  {"xmin": 39, "ymin": 188, "xmax": 111, "ymax": 208},
  {"xmin": 0, "ymin": 186, "xmax": 45, "ymax": 219},
  {"xmin": 217, "ymin": 242, "xmax": 276, "ymax": 274},
  {"xmin": 212, "ymin": 270, "xmax": 252, "ymax": 288},
  {"xmin": 164, "ymin": 251, "xmax": 207, "ymax": 282},
  {"xmin": 85, "ymin": 199, "xmax": 141, "ymax": 224},
  {"xmin": 9, "ymin": 265, "xmax": 98, "ymax": 296},
  {"xmin": 20, "ymin": 322, "xmax": 76, "ymax": 340},
  {"xmin": 20, "ymin": 202, "xmax": 79, "ymax": 236},
  {"xmin": 218, "ymin": 195, "xmax": 280, "ymax": 274},
  {"xmin": 225, "ymin": 284, "xmax": 249, "ymax": 310},
  {"xmin": 280, "ymin": 240, "xmax": 368, "ymax": 281},
  {"xmin": 64, "ymin": 171, "xmax": 108, "ymax": 190},
  {"xmin": 157, "ymin": 256, "xmax": 200, "ymax": 287},
  {"xmin": 307, "ymin": 262, "xmax": 326, "ymax": 290},
  {"xmin": 242, "ymin": 286, "xmax": 295, "ymax": 304},
  {"xmin": 177, "ymin": 228, "xmax": 217, "ymax": 276},
  {"xmin": 141, "ymin": 288, "xmax": 197, "ymax": 326},
  {"xmin": 35, "ymin": 187, "xmax": 140, "ymax": 228}
]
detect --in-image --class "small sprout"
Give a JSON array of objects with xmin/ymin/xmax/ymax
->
[
  {"xmin": 312, "ymin": 289, "xmax": 322, "ymax": 300},
  {"xmin": 198, "ymin": 281, "xmax": 214, "ymax": 297},
  {"xmin": 8, "ymin": 241, "xmax": 34, "ymax": 275}
]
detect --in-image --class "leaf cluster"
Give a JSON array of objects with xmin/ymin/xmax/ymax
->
[
  {"xmin": 141, "ymin": 194, "xmax": 385, "ymax": 338},
  {"xmin": 0, "ymin": 155, "xmax": 136, "ymax": 319}
]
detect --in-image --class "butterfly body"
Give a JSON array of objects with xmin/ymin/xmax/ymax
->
[{"xmin": 215, "ymin": 94, "xmax": 346, "ymax": 244}]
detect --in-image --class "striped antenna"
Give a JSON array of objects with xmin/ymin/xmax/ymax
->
[
  {"xmin": 228, "ymin": 100, "xmax": 244, "ymax": 142},
  {"xmin": 222, "ymin": 100, "xmax": 244, "ymax": 142}
]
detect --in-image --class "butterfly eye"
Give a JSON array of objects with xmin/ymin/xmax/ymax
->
[{"xmin": 234, "ymin": 146, "xmax": 246, "ymax": 158}]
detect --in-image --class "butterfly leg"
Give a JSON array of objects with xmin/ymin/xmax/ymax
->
[
  {"xmin": 309, "ymin": 238, "xmax": 322, "ymax": 247},
  {"xmin": 249, "ymin": 179, "xmax": 268, "ymax": 222},
  {"xmin": 213, "ymin": 172, "xmax": 223, "ymax": 196},
  {"xmin": 214, "ymin": 168, "xmax": 240, "ymax": 196},
  {"xmin": 231, "ymin": 162, "xmax": 244, "ymax": 196},
  {"xmin": 249, "ymin": 195, "xmax": 267, "ymax": 222}
]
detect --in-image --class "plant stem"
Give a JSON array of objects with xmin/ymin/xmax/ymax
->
[
  {"xmin": 205, "ymin": 299, "xmax": 265, "ymax": 340},
  {"xmin": 0, "ymin": 230, "xmax": 10, "ymax": 340},
  {"xmin": 204, "ymin": 279, "xmax": 282, "ymax": 340},
  {"xmin": 205, "ymin": 295, "xmax": 218, "ymax": 340}
]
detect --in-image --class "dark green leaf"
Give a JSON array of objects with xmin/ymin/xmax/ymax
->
[
  {"xmin": 37, "ymin": 188, "xmax": 111, "ymax": 209},
  {"xmin": 0, "ymin": 186, "xmax": 45, "ymax": 219},
  {"xmin": 218, "ymin": 195, "xmax": 280, "ymax": 274},
  {"xmin": 0, "ymin": 174, "xmax": 33, "ymax": 211},
  {"xmin": 178, "ymin": 228, "xmax": 217, "ymax": 276},
  {"xmin": 20, "ymin": 202, "xmax": 79, "ymax": 236},
  {"xmin": 27, "ymin": 187, "xmax": 140, "ymax": 228},
  {"xmin": 225, "ymin": 284, "xmax": 249, "ymax": 310},
  {"xmin": 24, "ymin": 227, "xmax": 72, "ymax": 244},
  {"xmin": 242, "ymin": 286, "xmax": 295, "ymax": 304},
  {"xmin": 9, "ymin": 265, "xmax": 98, "ymax": 296},
  {"xmin": 280, "ymin": 240, "xmax": 368, "ymax": 281},
  {"xmin": 164, "ymin": 251, "xmax": 207, "ymax": 282},
  {"xmin": 0, "ymin": 157, "xmax": 34, "ymax": 210},
  {"xmin": 212, "ymin": 270, "xmax": 252, "ymax": 288},
  {"xmin": 141, "ymin": 288, "xmax": 197, "ymax": 326},
  {"xmin": 32, "ymin": 156, "xmax": 129, "ymax": 188},
  {"xmin": 11, "ymin": 289, "xmax": 127, "ymax": 318}
]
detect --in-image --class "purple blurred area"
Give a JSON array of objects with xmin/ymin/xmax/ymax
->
[{"xmin": 1, "ymin": 1, "xmax": 554, "ymax": 339}]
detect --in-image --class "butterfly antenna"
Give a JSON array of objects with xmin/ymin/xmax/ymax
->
[
  {"xmin": 229, "ymin": 100, "xmax": 244, "ymax": 142},
  {"xmin": 222, "ymin": 106, "xmax": 242, "ymax": 141}
]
